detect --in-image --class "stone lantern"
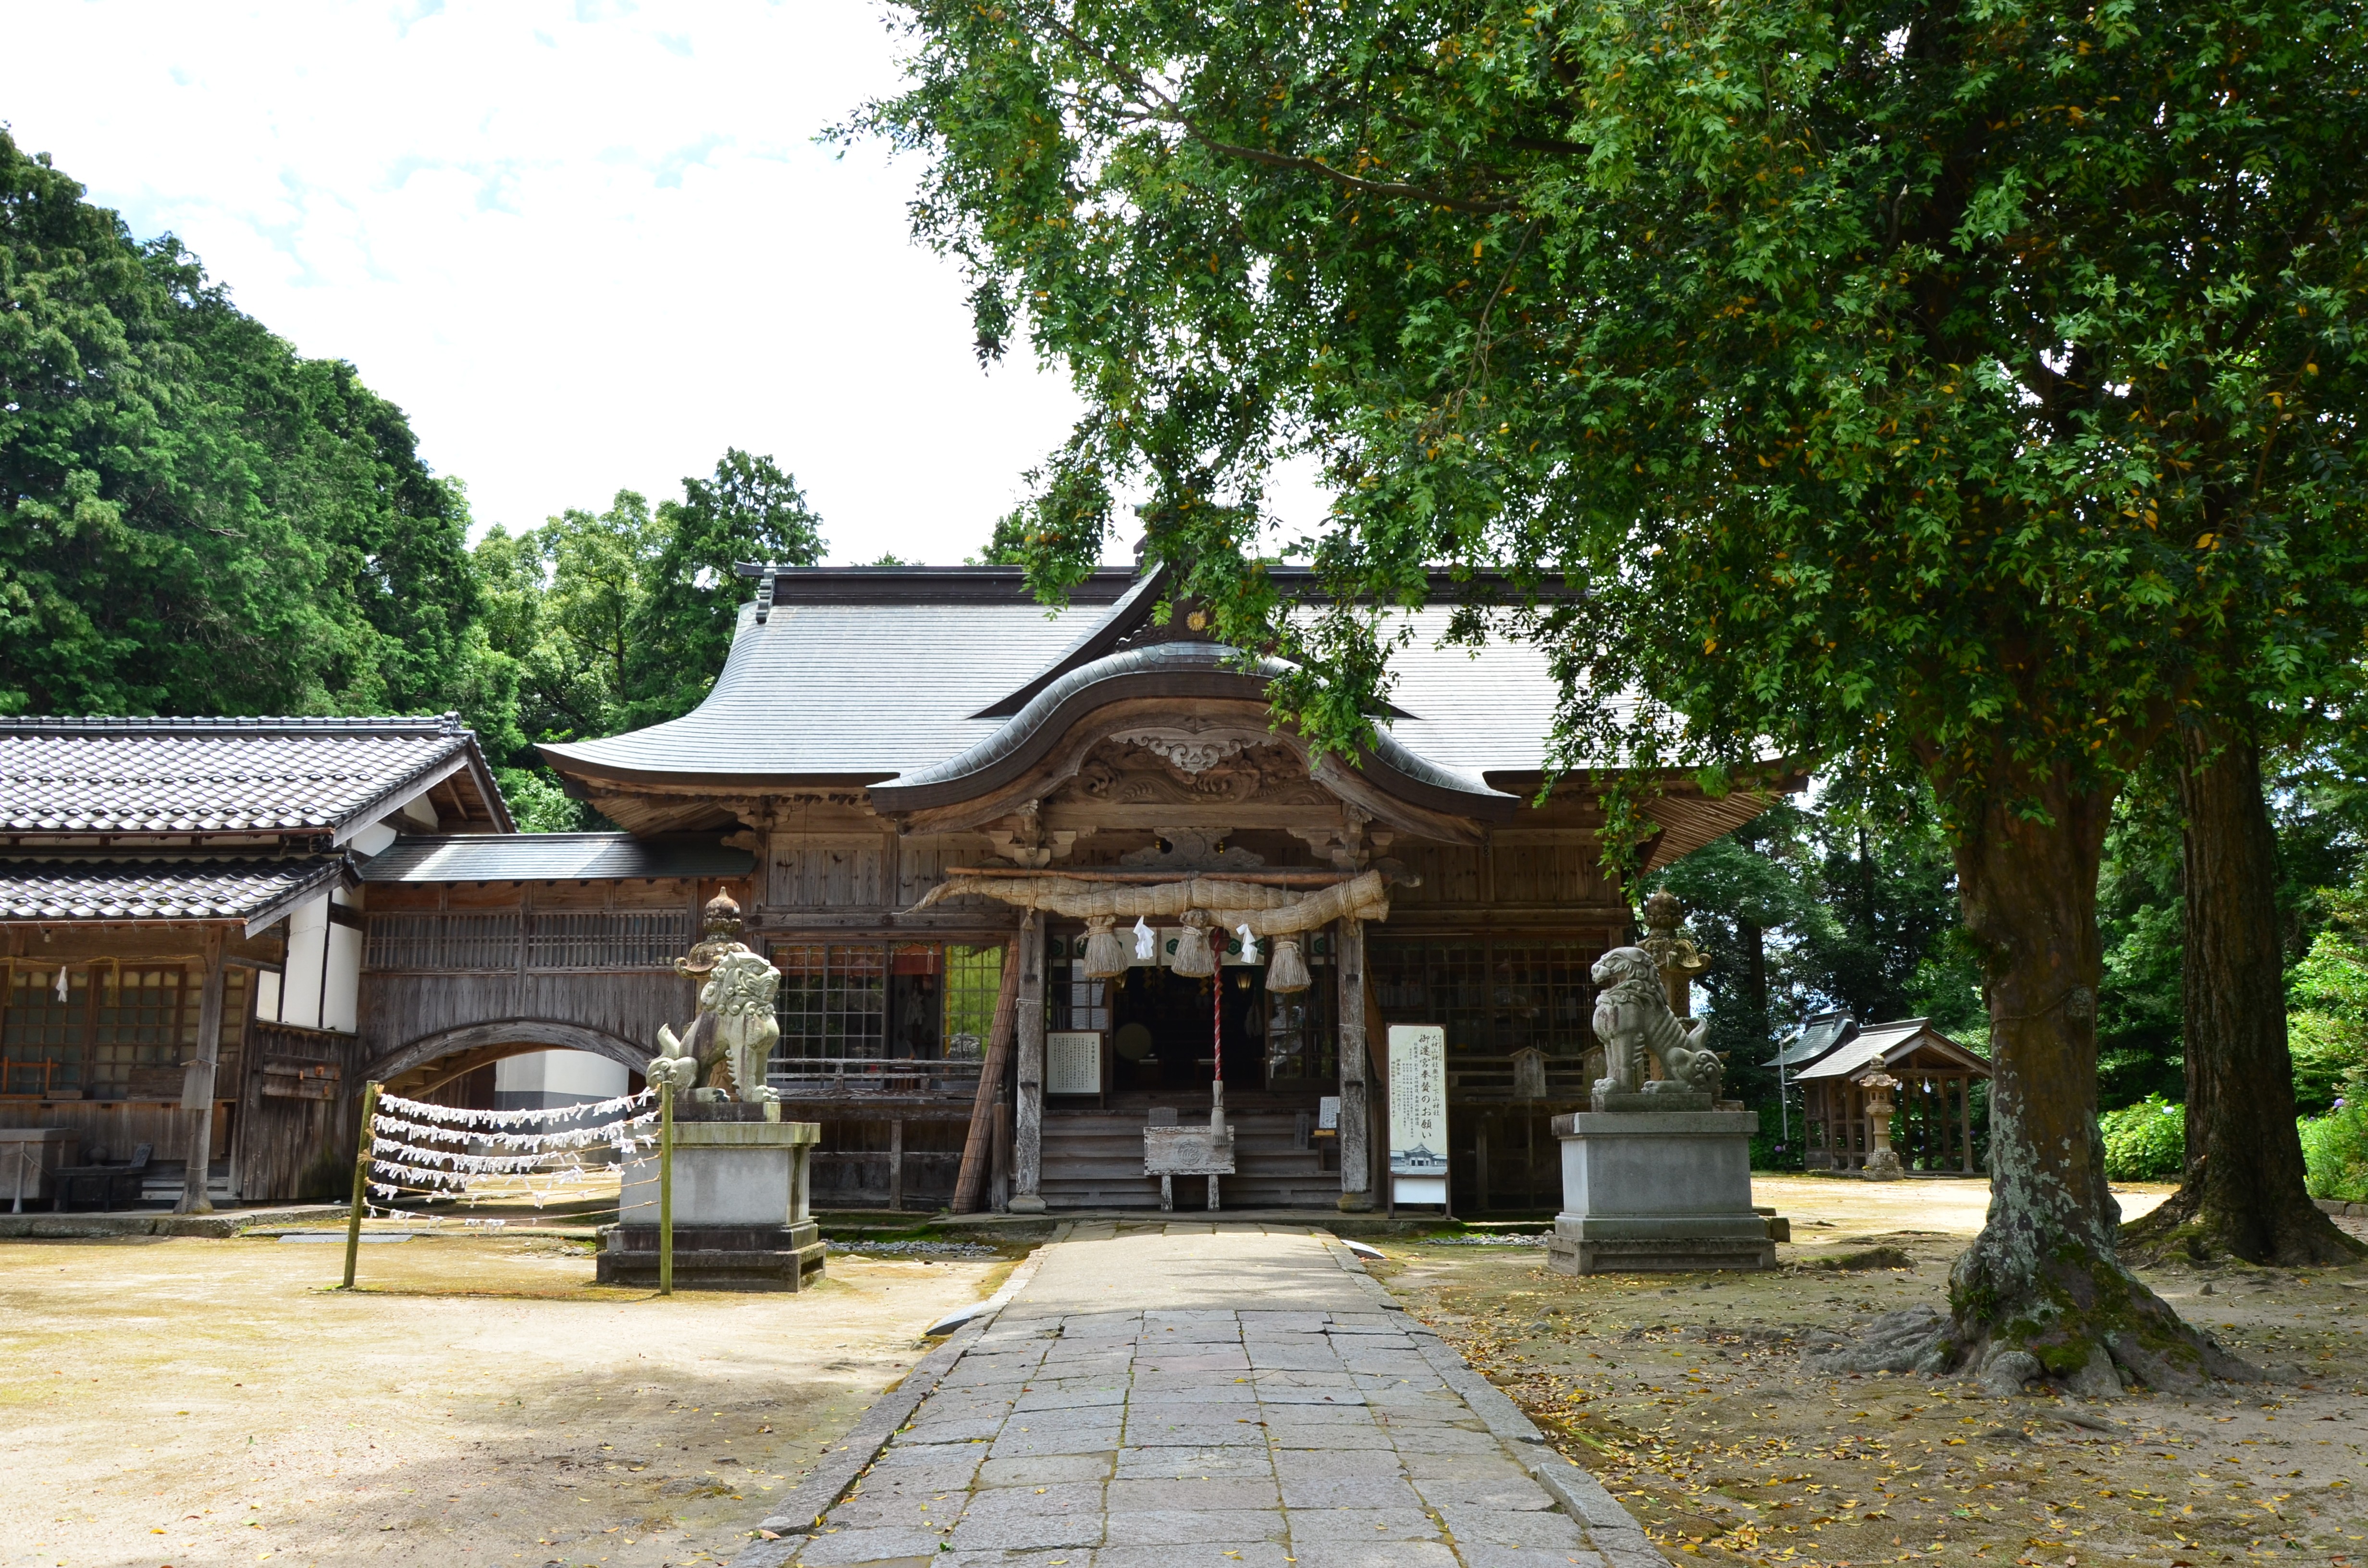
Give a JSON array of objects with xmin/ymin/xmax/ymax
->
[{"xmin": 1857, "ymin": 1070, "xmax": 1904, "ymax": 1180}]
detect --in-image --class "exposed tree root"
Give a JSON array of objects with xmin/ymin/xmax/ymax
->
[
  {"xmin": 2119, "ymin": 1184, "xmax": 2365, "ymax": 1269},
  {"xmin": 1803, "ymin": 1242, "xmax": 2283, "ymax": 1397}
]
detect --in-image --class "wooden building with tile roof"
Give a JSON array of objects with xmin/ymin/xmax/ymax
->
[
  {"xmin": 4, "ymin": 564, "xmax": 1788, "ymax": 1217},
  {"xmin": 0, "ymin": 715, "xmax": 510, "ymax": 1210},
  {"xmin": 520, "ymin": 562, "xmax": 1783, "ymax": 1214}
]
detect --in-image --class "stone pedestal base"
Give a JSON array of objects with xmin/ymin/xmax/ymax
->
[
  {"xmin": 1548, "ymin": 1110, "xmax": 1775, "ymax": 1275},
  {"xmin": 599, "ymin": 1114, "xmax": 825, "ymax": 1291},
  {"xmin": 596, "ymin": 1222, "xmax": 825, "ymax": 1290},
  {"xmin": 1861, "ymin": 1149, "xmax": 1905, "ymax": 1180}
]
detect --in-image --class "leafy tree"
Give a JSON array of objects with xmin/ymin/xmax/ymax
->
[
  {"xmin": 862, "ymin": 0, "xmax": 2368, "ymax": 1365},
  {"xmin": 1663, "ymin": 787, "xmax": 1985, "ymax": 1126},
  {"xmin": 0, "ymin": 131, "xmax": 490, "ymax": 725},
  {"xmin": 622, "ymin": 449, "xmax": 825, "ymax": 728},
  {"xmin": 967, "ymin": 509, "xmax": 1033, "ymax": 566},
  {"xmin": 477, "ymin": 453, "xmax": 827, "ymax": 821}
]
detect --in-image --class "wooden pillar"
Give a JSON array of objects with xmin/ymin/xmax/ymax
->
[
  {"xmin": 177, "ymin": 931, "xmax": 229, "ymax": 1215},
  {"xmin": 1474, "ymin": 1115, "xmax": 1490, "ymax": 1214},
  {"xmin": 888, "ymin": 1118, "xmax": 904, "ymax": 1212},
  {"xmin": 1007, "ymin": 914, "xmax": 1048, "ymax": 1213},
  {"xmin": 1335, "ymin": 919, "xmax": 1372, "ymax": 1212}
]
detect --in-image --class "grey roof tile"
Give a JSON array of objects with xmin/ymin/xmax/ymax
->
[
  {"xmin": 0, "ymin": 857, "xmax": 345, "ymax": 928},
  {"xmin": 542, "ymin": 574, "xmax": 1571, "ymax": 785},
  {"xmin": 357, "ymin": 833, "xmax": 754, "ymax": 883},
  {"xmin": 0, "ymin": 715, "xmax": 489, "ymax": 835}
]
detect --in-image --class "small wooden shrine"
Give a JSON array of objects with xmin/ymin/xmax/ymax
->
[{"xmin": 1772, "ymin": 1012, "xmax": 1992, "ymax": 1175}]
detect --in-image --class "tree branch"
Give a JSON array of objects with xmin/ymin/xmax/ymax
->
[
  {"xmin": 1017, "ymin": 2, "xmax": 1521, "ymax": 215},
  {"xmin": 1185, "ymin": 135, "xmax": 1517, "ymax": 214}
]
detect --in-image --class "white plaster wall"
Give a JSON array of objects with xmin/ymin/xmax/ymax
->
[
  {"xmin": 495, "ymin": 1050, "xmax": 631, "ymax": 1109},
  {"xmin": 321, "ymin": 926, "xmax": 362, "ymax": 1035},
  {"xmin": 279, "ymin": 894, "xmax": 328, "ymax": 1030}
]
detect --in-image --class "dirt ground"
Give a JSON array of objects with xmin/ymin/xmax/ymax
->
[
  {"xmin": 1368, "ymin": 1177, "xmax": 2368, "ymax": 1568},
  {"xmin": 0, "ymin": 1232, "xmax": 1010, "ymax": 1568}
]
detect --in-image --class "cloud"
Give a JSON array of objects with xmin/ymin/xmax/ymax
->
[{"xmin": 0, "ymin": 0, "xmax": 1094, "ymax": 563}]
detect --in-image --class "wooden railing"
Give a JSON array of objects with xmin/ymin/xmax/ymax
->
[{"xmin": 767, "ymin": 1055, "xmax": 985, "ymax": 1098}]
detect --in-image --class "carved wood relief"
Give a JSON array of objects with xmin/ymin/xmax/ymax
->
[{"xmin": 1061, "ymin": 738, "xmax": 1332, "ymax": 813}]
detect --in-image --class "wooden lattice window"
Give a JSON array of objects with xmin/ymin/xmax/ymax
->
[
  {"xmin": 2, "ymin": 965, "xmax": 86, "ymax": 1095},
  {"xmin": 1485, "ymin": 943, "xmax": 1597, "ymax": 1056},
  {"xmin": 942, "ymin": 944, "xmax": 1003, "ymax": 1057},
  {"xmin": 92, "ymin": 965, "xmax": 199, "ymax": 1096},
  {"xmin": 363, "ymin": 913, "xmax": 520, "ymax": 971},
  {"xmin": 527, "ymin": 911, "xmax": 691, "ymax": 970},
  {"xmin": 771, "ymin": 943, "xmax": 888, "ymax": 1063},
  {"xmin": 1371, "ymin": 938, "xmax": 1602, "ymax": 1058}
]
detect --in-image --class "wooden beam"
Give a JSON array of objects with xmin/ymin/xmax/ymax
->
[{"xmin": 947, "ymin": 867, "xmax": 1355, "ymax": 886}]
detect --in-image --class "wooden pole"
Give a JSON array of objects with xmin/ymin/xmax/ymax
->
[
  {"xmin": 951, "ymin": 935, "xmax": 1024, "ymax": 1213},
  {"xmin": 1008, "ymin": 914, "xmax": 1048, "ymax": 1213},
  {"xmin": 341, "ymin": 1080, "xmax": 381, "ymax": 1290},
  {"xmin": 659, "ymin": 1078, "xmax": 675, "ymax": 1297},
  {"xmin": 1335, "ymin": 919, "xmax": 1372, "ymax": 1212},
  {"xmin": 177, "ymin": 931, "xmax": 229, "ymax": 1215}
]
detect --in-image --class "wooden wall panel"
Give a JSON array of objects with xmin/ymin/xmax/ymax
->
[
  {"xmin": 234, "ymin": 1022, "xmax": 368, "ymax": 1203},
  {"xmin": 770, "ymin": 837, "xmax": 890, "ymax": 911},
  {"xmin": 896, "ymin": 834, "xmax": 1003, "ymax": 910},
  {"xmin": 358, "ymin": 971, "xmax": 692, "ymax": 1060},
  {"xmin": 1391, "ymin": 845, "xmax": 1484, "ymax": 906},
  {"xmin": 1490, "ymin": 841, "xmax": 1615, "ymax": 906}
]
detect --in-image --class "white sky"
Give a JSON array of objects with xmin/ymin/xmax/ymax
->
[{"xmin": 0, "ymin": 1, "xmax": 1115, "ymax": 564}]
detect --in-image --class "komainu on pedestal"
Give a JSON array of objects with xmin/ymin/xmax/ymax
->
[
  {"xmin": 598, "ymin": 892, "xmax": 826, "ymax": 1290},
  {"xmin": 1549, "ymin": 905, "xmax": 1774, "ymax": 1275}
]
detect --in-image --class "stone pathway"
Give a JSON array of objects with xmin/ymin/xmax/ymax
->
[{"xmin": 754, "ymin": 1222, "xmax": 1664, "ymax": 1568}]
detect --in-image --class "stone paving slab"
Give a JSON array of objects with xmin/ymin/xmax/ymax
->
[{"xmin": 735, "ymin": 1223, "xmax": 1665, "ymax": 1568}]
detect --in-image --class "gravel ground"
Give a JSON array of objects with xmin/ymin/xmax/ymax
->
[
  {"xmin": 0, "ymin": 1233, "xmax": 1008, "ymax": 1568},
  {"xmin": 1365, "ymin": 1178, "xmax": 2367, "ymax": 1567}
]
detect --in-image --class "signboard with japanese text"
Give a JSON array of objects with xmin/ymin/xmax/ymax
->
[{"xmin": 1387, "ymin": 1024, "xmax": 1448, "ymax": 1205}]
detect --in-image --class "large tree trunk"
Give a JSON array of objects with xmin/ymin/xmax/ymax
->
[
  {"xmin": 2122, "ymin": 722, "xmax": 2363, "ymax": 1266},
  {"xmin": 1941, "ymin": 769, "xmax": 2215, "ymax": 1387}
]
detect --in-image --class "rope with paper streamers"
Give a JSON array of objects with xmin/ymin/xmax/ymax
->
[{"xmin": 364, "ymin": 1086, "xmax": 658, "ymax": 1220}]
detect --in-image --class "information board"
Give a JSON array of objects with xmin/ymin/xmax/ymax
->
[{"xmin": 1386, "ymin": 1023, "xmax": 1448, "ymax": 1205}]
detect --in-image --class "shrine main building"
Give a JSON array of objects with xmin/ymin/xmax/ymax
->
[{"xmin": 1, "ymin": 563, "xmax": 1773, "ymax": 1214}]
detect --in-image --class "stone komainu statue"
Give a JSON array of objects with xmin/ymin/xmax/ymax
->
[
  {"xmin": 648, "ymin": 892, "xmax": 781, "ymax": 1104},
  {"xmin": 1590, "ymin": 945, "xmax": 1724, "ymax": 1103}
]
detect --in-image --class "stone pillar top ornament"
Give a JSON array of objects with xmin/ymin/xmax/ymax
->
[{"xmin": 1639, "ymin": 887, "xmax": 1711, "ymax": 1018}]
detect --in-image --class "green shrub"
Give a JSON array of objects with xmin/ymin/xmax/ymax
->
[
  {"xmin": 2298, "ymin": 1103, "xmax": 2368, "ymax": 1203},
  {"xmin": 2099, "ymin": 1093, "xmax": 2185, "ymax": 1180}
]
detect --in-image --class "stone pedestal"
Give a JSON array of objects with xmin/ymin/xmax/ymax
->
[
  {"xmin": 597, "ymin": 1114, "xmax": 826, "ymax": 1290},
  {"xmin": 1545, "ymin": 1110, "xmax": 1775, "ymax": 1274}
]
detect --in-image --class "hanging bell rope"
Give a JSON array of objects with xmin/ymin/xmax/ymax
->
[{"xmin": 906, "ymin": 868, "xmax": 1396, "ymax": 938}]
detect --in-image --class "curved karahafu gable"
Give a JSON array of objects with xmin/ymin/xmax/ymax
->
[{"xmin": 864, "ymin": 641, "xmax": 1517, "ymax": 839}]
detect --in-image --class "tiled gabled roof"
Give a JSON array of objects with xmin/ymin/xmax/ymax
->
[
  {"xmin": 0, "ymin": 715, "xmax": 510, "ymax": 839},
  {"xmin": 0, "ymin": 858, "xmax": 346, "ymax": 935}
]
